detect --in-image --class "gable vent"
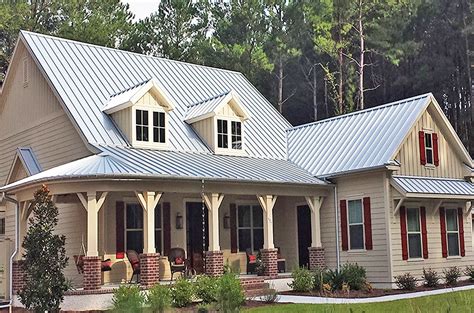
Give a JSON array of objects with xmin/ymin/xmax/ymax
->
[{"xmin": 22, "ymin": 57, "xmax": 28, "ymax": 87}]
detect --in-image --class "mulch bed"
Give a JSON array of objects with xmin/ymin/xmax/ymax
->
[{"xmin": 280, "ymin": 279, "xmax": 474, "ymax": 298}]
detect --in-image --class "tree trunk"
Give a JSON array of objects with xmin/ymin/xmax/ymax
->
[
  {"xmin": 324, "ymin": 75, "xmax": 329, "ymax": 118},
  {"xmin": 313, "ymin": 64, "xmax": 317, "ymax": 121},
  {"xmin": 338, "ymin": 48, "xmax": 344, "ymax": 114},
  {"xmin": 358, "ymin": 0, "xmax": 365, "ymax": 110},
  {"xmin": 278, "ymin": 56, "xmax": 283, "ymax": 113}
]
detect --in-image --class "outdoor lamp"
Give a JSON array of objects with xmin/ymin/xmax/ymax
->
[
  {"xmin": 176, "ymin": 212, "xmax": 183, "ymax": 229},
  {"xmin": 223, "ymin": 213, "xmax": 230, "ymax": 229}
]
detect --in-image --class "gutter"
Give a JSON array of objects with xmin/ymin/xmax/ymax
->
[{"xmin": 0, "ymin": 193, "xmax": 19, "ymax": 311}]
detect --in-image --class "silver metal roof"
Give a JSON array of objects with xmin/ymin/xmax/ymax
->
[
  {"xmin": 287, "ymin": 94, "xmax": 432, "ymax": 177},
  {"xmin": 21, "ymin": 31, "xmax": 290, "ymax": 159},
  {"xmin": 184, "ymin": 91, "xmax": 230, "ymax": 122},
  {"xmin": 17, "ymin": 147, "xmax": 42, "ymax": 175},
  {"xmin": 392, "ymin": 175, "xmax": 474, "ymax": 197},
  {"xmin": 0, "ymin": 145, "xmax": 326, "ymax": 192}
]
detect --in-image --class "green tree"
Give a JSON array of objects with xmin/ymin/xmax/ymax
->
[{"xmin": 19, "ymin": 185, "xmax": 69, "ymax": 313}]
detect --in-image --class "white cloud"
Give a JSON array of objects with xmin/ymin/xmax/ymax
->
[{"xmin": 122, "ymin": 0, "xmax": 160, "ymax": 21}]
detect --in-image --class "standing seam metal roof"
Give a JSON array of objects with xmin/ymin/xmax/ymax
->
[{"xmin": 392, "ymin": 175, "xmax": 474, "ymax": 196}]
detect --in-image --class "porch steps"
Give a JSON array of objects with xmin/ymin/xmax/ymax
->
[{"xmin": 240, "ymin": 277, "xmax": 273, "ymax": 297}]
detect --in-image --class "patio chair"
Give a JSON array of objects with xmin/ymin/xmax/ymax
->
[
  {"xmin": 246, "ymin": 249, "xmax": 257, "ymax": 274},
  {"xmin": 73, "ymin": 255, "xmax": 113, "ymax": 274},
  {"xmin": 126, "ymin": 250, "xmax": 141, "ymax": 283},
  {"xmin": 168, "ymin": 247, "xmax": 187, "ymax": 280}
]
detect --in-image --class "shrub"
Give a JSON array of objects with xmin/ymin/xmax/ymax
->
[
  {"xmin": 261, "ymin": 285, "xmax": 280, "ymax": 304},
  {"xmin": 288, "ymin": 267, "xmax": 313, "ymax": 292},
  {"xmin": 171, "ymin": 277, "xmax": 195, "ymax": 308},
  {"xmin": 327, "ymin": 268, "xmax": 345, "ymax": 291},
  {"xmin": 216, "ymin": 272, "xmax": 245, "ymax": 313},
  {"xmin": 195, "ymin": 275, "xmax": 219, "ymax": 304},
  {"xmin": 146, "ymin": 284, "xmax": 171, "ymax": 313},
  {"xmin": 111, "ymin": 285, "xmax": 144, "ymax": 313},
  {"xmin": 394, "ymin": 273, "xmax": 417, "ymax": 290},
  {"xmin": 422, "ymin": 268, "xmax": 440, "ymax": 288},
  {"xmin": 464, "ymin": 266, "xmax": 474, "ymax": 282},
  {"xmin": 313, "ymin": 267, "xmax": 330, "ymax": 291},
  {"xmin": 443, "ymin": 266, "xmax": 461, "ymax": 287},
  {"xmin": 340, "ymin": 263, "xmax": 367, "ymax": 291}
]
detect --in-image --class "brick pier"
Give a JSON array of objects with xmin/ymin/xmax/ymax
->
[
  {"xmin": 260, "ymin": 248, "xmax": 278, "ymax": 278},
  {"xmin": 140, "ymin": 253, "xmax": 160, "ymax": 287},
  {"xmin": 205, "ymin": 250, "xmax": 224, "ymax": 276},
  {"xmin": 308, "ymin": 247, "xmax": 325, "ymax": 270},
  {"xmin": 83, "ymin": 256, "xmax": 101, "ymax": 290}
]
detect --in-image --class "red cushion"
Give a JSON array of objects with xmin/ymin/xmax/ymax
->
[
  {"xmin": 175, "ymin": 257, "xmax": 184, "ymax": 265},
  {"xmin": 249, "ymin": 255, "xmax": 256, "ymax": 262},
  {"xmin": 116, "ymin": 252, "xmax": 125, "ymax": 259}
]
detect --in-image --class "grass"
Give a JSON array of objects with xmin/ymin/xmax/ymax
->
[{"xmin": 245, "ymin": 289, "xmax": 474, "ymax": 313}]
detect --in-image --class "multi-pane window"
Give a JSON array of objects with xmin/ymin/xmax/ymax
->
[
  {"xmin": 125, "ymin": 203, "xmax": 162, "ymax": 254},
  {"xmin": 217, "ymin": 119, "xmax": 228, "ymax": 148},
  {"xmin": 445, "ymin": 209, "xmax": 460, "ymax": 256},
  {"xmin": 153, "ymin": 112, "xmax": 166, "ymax": 143},
  {"xmin": 231, "ymin": 121, "xmax": 242, "ymax": 149},
  {"xmin": 424, "ymin": 133, "xmax": 434, "ymax": 165},
  {"xmin": 237, "ymin": 204, "xmax": 263, "ymax": 252},
  {"xmin": 406, "ymin": 208, "xmax": 422, "ymax": 259},
  {"xmin": 136, "ymin": 109, "xmax": 149, "ymax": 142},
  {"xmin": 348, "ymin": 199, "xmax": 364, "ymax": 250}
]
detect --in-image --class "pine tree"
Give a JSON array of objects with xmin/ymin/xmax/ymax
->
[{"xmin": 19, "ymin": 185, "xmax": 69, "ymax": 313}]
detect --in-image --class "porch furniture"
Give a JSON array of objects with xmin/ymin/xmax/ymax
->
[
  {"xmin": 276, "ymin": 247, "xmax": 286, "ymax": 273},
  {"xmin": 246, "ymin": 249, "xmax": 257, "ymax": 274},
  {"xmin": 73, "ymin": 255, "xmax": 113, "ymax": 274},
  {"xmin": 126, "ymin": 250, "xmax": 141, "ymax": 283},
  {"xmin": 168, "ymin": 247, "xmax": 187, "ymax": 280}
]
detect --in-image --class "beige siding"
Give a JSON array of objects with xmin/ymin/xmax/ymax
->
[
  {"xmin": 192, "ymin": 117, "xmax": 215, "ymax": 149},
  {"xmin": 111, "ymin": 108, "xmax": 132, "ymax": 143},
  {"xmin": 216, "ymin": 103, "xmax": 238, "ymax": 117},
  {"xmin": 136, "ymin": 91, "xmax": 162, "ymax": 107},
  {"xmin": 394, "ymin": 109, "xmax": 465, "ymax": 178}
]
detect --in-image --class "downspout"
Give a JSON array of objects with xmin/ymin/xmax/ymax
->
[
  {"xmin": 0, "ymin": 192, "xmax": 19, "ymax": 311},
  {"xmin": 334, "ymin": 184, "xmax": 340, "ymax": 271}
]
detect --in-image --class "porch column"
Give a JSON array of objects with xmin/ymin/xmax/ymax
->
[
  {"xmin": 203, "ymin": 193, "xmax": 224, "ymax": 276},
  {"xmin": 257, "ymin": 195, "xmax": 278, "ymax": 278},
  {"xmin": 77, "ymin": 191, "xmax": 108, "ymax": 290},
  {"xmin": 305, "ymin": 196, "xmax": 325, "ymax": 270},
  {"xmin": 136, "ymin": 191, "xmax": 162, "ymax": 287}
]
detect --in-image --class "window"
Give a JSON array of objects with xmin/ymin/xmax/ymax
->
[
  {"xmin": 406, "ymin": 208, "xmax": 422, "ymax": 259},
  {"xmin": 348, "ymin": 199, "xmax": 364, "ymax": 250},
  {"xmin": 217, "ymin": 119, "xmax": 228, "ymax": 148},
  {"xmin": 125, "ymin": 203, "xmax": 162, "ymax": 253},
  {"xmin": 445, "ymin": 209, "xmax": 460, "ymax": 256},
  {"xmin": 231, "ymin": 121, "xmax": 242, "ymax": 149},
  {"xmin": 136, "ymin": 109, "xmax": 149, "ymax": 142},
  {"xmin": 153, "ymin": 112, "xmax": 166, "ymax": 143},
  {"xmin": 0, "ymin": 218, "xmax": 4, "ymax": 235},
  {"xmin": 424, "ymin": 133, "xmax": 433, "ymax": 165},
  {"xmin": 237, "ymin": 204, "xmax": 263, "ymax": 252}
]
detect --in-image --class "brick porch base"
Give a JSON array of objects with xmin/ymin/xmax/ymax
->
[
  {"xmin": 260, "ymin": 248, "xmax": 278, "ymax": 278},
  {"xmin": 205, "ymin": 250, "xmax": 224, "ymax": 276},
  {"xmin": 140, "ymin": 253, "xmax": 160, "ymax": 287},
  {"xmin": 12, "ymin": 260, "xmax": 25, "ymax": 294},
  {"xmin": 83, "ymin": 256, "xmax": 101, "ymax": 290},
  {"xmin": 308, "ymin": 247, "xmax": 325, "ymax": 270}
]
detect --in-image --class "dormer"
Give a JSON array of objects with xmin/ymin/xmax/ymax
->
[
  {"xmin": 184, "ymin": 90, "xmax": 250, "ymax": 155},
  {"xmin": 102, "ymin": 79, "xmax": 174, "ymax": 149}
]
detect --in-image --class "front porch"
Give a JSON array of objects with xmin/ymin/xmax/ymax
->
[{"xmin": 12, "ymin": 178, "xmax": 328, "ymax": 292}]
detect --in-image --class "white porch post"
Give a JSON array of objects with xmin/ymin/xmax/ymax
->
[
  {"xmin": 305, "ymin": 196, "xmax": 324, "ymax": 248},
  {"xmin": 257, "ymin": 195, "xmax": 277, "ymax": 249},
  {"xmin": 77, "ymin": 191, "xmax": 108, "ymax": 256},
  {"xmin": 136, "ymin": 191, "xmax": 162, "ymax": 254},
  {"xmin": 203, "ymin": 193, "xmax": 224, "ymax": 251}
]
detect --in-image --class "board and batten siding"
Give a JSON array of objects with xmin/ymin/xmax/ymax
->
[
  {"xmin": 192, "ymin": 117, "xmax": 214, "ymax": 149},
  {"xmin": 111, "ymin": 107, "xmax": 132, "ymax": 143},
  {"xmin": 393, "ymin": 108, "xmax": 466, "ymax": 179}
]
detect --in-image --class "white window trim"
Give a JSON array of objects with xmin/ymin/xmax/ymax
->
[
  {"xmin": 445, "ymin": 208, "xmax": 460, "ymax": 257},
  {"xmin": 347, "ymin": 199, "xmax": 365, "ymax": 251},
  {"xmin": 236, "ymin": 203, "xmax": 263, "ymax": 253},
  {"xmin": 124, "ymin": 201, "xmax": 164, "ymax": 254},
  {"xmin": 406, "ymin": 207, "xmax": 423, "ymax": 259},
  {"xmin": 424, "ymin": 131, "xmax": 434, "ymax": 166},
  {"xmin": 214, "ymin": 116, "xmax": 246, "ymax": 156},
  {"xmin": 132, "ymin": 106, "xmax": 169, "ymax": 149}
]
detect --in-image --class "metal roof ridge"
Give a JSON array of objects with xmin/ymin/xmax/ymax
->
[{"xmin": 286, "ymin": 93, "xmax": 432, "ymax": 133}]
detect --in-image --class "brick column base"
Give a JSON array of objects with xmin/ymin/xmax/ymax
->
[
  {"xmin": 308, "ymin": 247, "xmax": 325, "ymax": 270},
  {"xmin": 205, "ymin": 250, "xmax": 224, "ymax": 276},
  {"xmin": 140, "ymin": 253, "xmax": 160, "ymax": 287},
  {"xmin": 83, "ymin": 256, "xmax": 101, "ymax": 290},
  {"xmin": 260, "ymin": 248, "xmax": 278, "ymax": 278},
  {"xmin": 12, "ymin": 260, "xmax": 26, "ymax": 294}
]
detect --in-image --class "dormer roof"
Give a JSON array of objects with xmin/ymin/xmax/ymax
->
[{"xmin": 102, "ymin": 78, "xmax": 174, "ymax": 114}]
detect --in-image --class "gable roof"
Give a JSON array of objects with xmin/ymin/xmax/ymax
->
[
  {"xmin": 287, "ymin": 93, "xmax": 473, "ymax": 177},
  {"xmin": 5, "ymin": 147, "xmax": 42, "ymax": 184},
  {"xmin": 19, "ymin": 31, "xmax": 290, "ymax": 159}
]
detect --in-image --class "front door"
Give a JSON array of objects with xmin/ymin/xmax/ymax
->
[
  {"xmin": 297, "ymin": 205, "xmax": 312, "ymax": 268},
  {"xmin": 186, "ymin": 202, "xmax": 209, "ymax": 274}
]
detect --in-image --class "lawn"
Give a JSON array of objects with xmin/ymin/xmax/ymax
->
[{"xmin": 245, "ymin": 289, "xmax": 474, "ymax": 313}]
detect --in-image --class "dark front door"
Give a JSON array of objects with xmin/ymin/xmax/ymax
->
[
  {"xmin": 297, "ymin": 205, "xmax": 312, "ymax": 268},
  {"xmin": 186, "ymin": 202, "xmax": 209, "ymax": 274}
]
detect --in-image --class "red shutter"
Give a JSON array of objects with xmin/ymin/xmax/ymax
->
[
  {"xmin": 400, "ymin": 206, "xmax": 408, "ymax": 260},
  {"xmin": 457, "ymin": 208, "xmax": 465, "ymax": 257},
  {"xmin": 440, "ymin": 208, "xmax": 448, "ymax": 258},
  {"xmin": 363, "ymin": 197, "xmax": 373, "ymax": 250},
  {"xmin": 432, "ymin": 133, "xmax": 439, "ymax": 166},
  {"xmin": 419, "ymin": 131, "xmax": 426, "ymax": 165},
  {"xmin": 340, "ymin": 200, "xmax": 348, "ymax": 251},
  {"xmin": 116, "ymin": 201, "xmax": 125, "ymax": 259},
  {"xmin": 163, "ymin": 202, "xmax": 171, "ymax": 256},
  {"xmin": 230, "ymin": 204, "xmax": 237, "ymax": 253},
  {"xmin": 420, "ymin": 207, "xmax": 428, "ymax": 259}
]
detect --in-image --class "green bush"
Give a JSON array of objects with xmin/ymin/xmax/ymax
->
[
  {"xmin": 216, "ymin": 272, "xmax": 245, "ymax": 313},
  {"xmin": 288, "ymin": 267, "xmax": 313, "ymax": 292},
  {"xmin": 195, "ymin": 275, "xmax": 219, "ymax": 304},
  {"xmin": 313, "ymin": 267, "xmax": 330, "ymax": 291},
  {"xmin": 327, "ymin": 268, "xmax": 345, "ymax": 291},
  {"xmin": 146, "ymin": 284, "xmax": 171, "ymax": 313},
  {"xmin": 465, "ymin": 266, "xmax": 474, "ymax": 282},
  {"xmin": 340, "ymin": 263, "xmax": 367, "ymax": 291},
  {"xmin": 111, "ymin": 285, "xmax": 144, "ymax": 313},
  {"xmin": 394, "ymin": 273, "xmax": 417, "ymax": 290},
  {"xmin": 422, "ymin": 268, "xmax": 440, "ymax": 288},
  {"xmin": 261, "ymin": 284, "xmax": 280, "ymax": 304},
  {"xmin": 171, "ymin": 277, "xmax": 195, "ymax": 308},
  {"xmin": 443, "ymin": 266, "xmax": 461, "ymax": 287}
]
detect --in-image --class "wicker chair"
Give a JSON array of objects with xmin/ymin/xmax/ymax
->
[
  {"xmin": 168, "ymin": 247, "xmax": 187, "ymax": 280},
  {"xmin": 246, "ymin": 249, "xmax": 257, "ymax": 274},
  {"xmin": 126, "ymin": 250, "xmax": 141, "ymax": 283}
]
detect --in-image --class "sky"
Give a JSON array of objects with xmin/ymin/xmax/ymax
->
[{"xmin": 122, "ymin": 0, "xmax": 159, "ymax": 21}]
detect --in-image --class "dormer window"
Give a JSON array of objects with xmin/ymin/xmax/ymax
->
[
  {"xmin": 424, "ymin": 132, "xmax": 433, "ymax": 165},
  {"xmin": 153, "ymin": 112, "xmax": 166, "ymax": 143},
  {"xmin": 231, "ymin": 121, "xmax": 242, "ymax": 150},
  {"xmin": 136, "ymin": 109, "xmax": 149, "ymax": 142},
  {"xmin": 217, "ymin": 119, "xmax": 228, "ymax": 148},
  {"xmin": 418, "ymin": 130, "xmax": 439, "ymax": 167}
]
